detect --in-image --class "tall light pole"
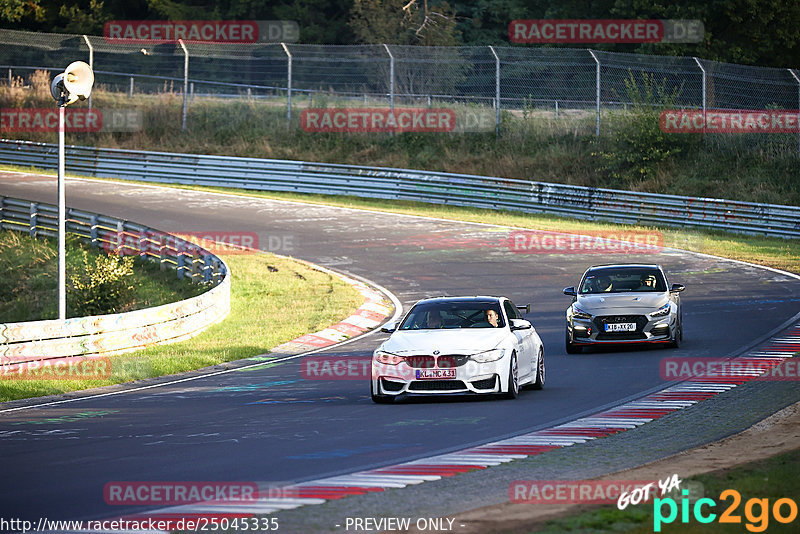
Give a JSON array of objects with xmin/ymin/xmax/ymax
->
[{"xmin": 50, "ymin": 61, "xmax": 94, "ymax": 321}]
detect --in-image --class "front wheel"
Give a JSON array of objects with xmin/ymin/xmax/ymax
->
[
  {"xmin": 371, "ymin": 379, "xmax": 393, "ymax": 404},
  {"xmin": 566, "ymin": 329, "xmax": 582, "ymax": 354},
  {"xmin": 502, "ymin": 352, "xmax": 519, "ymax": 399},
  {"xmin": 532, "ymin": 348, "xmax": 545, "ymax": 390},
  {"xmin": 668, "ymin": 320, "xmax": 682, "ymax": 349}
]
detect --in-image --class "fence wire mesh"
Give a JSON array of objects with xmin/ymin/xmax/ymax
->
[{"xmin": 1, "ymin": 28, "xmax": 799, "ymax": 147}]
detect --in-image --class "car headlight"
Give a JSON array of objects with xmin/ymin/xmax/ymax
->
[
  {"xmin": 571, "ymin": 305, "xmax": 592, "ymax": 320},
  {"xmin": 374, "ymin": 351, "xmax": 405, "ymax": 365},
  {"xmin": 650, "ymin": 303, "xmax": 671, "ymax": 318},
  {"xmin": 470, "ymin": 348, "xmax": 505, "ymax": 363}
]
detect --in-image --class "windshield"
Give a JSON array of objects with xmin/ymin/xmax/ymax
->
[
  {"xmin": 399, "ymin": 302, "xmax": 505, "ymax": 330},
  {"xmin": 580, "ymin": 267, "xmax": 666, "ymax": 294}
]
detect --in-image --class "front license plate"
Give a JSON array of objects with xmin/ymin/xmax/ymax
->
[
  {"xmin": 605, "ymin": 322, "xmax": 637, "ymax": 332},
  {"xmin": 416, "ymin": 369, "xmax": 456, "ymax": 379}
]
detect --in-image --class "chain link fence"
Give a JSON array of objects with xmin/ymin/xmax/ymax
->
[{"xmin": 1, "ymin": 28, "xmax": 798, "ymax": 149}]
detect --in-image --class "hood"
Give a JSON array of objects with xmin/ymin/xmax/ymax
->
[
  {"xmin": 576, "ymin": 292, "xmax": 668, "ymax": 313},
  {"xmin": 380, "ymin": 328, "xmax": 507, "ymax": 355}
]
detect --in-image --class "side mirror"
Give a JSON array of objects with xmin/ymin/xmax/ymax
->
[
  {"xmin": 563, "ymin": 286, "xmax": 577, "ymax": 297},
  {"xmin": 380, "ymin": 321, "xmax": 398, "ymax": 333},
  {"xmin": 670, "ymin": 283, "xmax": 685, "ymax": 293},
  {"xmin": 510, "ymin": 319, "xmax": 532, "ymax": 331}
]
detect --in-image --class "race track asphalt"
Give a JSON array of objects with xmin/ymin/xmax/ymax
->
[{"xmin": 1, "ymin": 172, "xmax": 799, "ymax": 526}]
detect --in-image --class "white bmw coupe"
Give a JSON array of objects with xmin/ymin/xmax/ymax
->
[{"xmin": 371, "ymin": 296, "xmax": 545, "ymax": 403}]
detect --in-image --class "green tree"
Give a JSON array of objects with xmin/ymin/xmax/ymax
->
[
  {"xmin": 58, "ymin": 0, "xmax": 111, "ymax": 34},
  {"xmin": 273, "ymin": 0, "xmax": 354, "ymax": 44},
  {"xmin": 612, "ymin": 0, "xmax": 800, "ymax": 68},
  {"xmin": 1, "ymin": 0, "xmax": 44, "ymax": 23}
]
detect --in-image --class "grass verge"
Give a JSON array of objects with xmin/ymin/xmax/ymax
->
[
  {"xmin": 0, "ymin": 251, "xmax": 364, "ymax": 402},
  {"xmin": 532, "ymin": 448, "xmax": 800, "ymax": 533}
]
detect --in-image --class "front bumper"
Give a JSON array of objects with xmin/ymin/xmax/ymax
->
[
  {"xmin": 371, "ymin": 357, "xmax": 506, "ymax": 396},
  {"xmin": 568, "ymin": 312, "xmax": 675, "ymax": 345}
]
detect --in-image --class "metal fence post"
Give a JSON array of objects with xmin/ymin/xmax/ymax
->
[
  {"xmin": 178, "ymin": 39, "xmax": 189, "ymax": 131},
  {"xmin": 383, "ymin": 44, "xmax": 395, "ymax": 112},
  {"xmin": 694, "ymin": 57, "xmax": 707, "ymax": 135},
  {"xmin": 129, "ymin": 76, "xmax": 134, "ymax": 97},
  {"xmin": 488, "ymin": 46, "xmax": 500, "ymax": 136},
  {"xmin": 588, "ymin": 50, "xmax": 600, "ymax": 136},
  {"xmin": 7, "ymin": 68, "xmax": 10, "ymax": 86},
  {"xmin": 790, "ymin": 69, "xmax": 800, "ymax": 158},
  {"xmin": 82, "ymin": 35, "xmax": 94, "ymax": 109},
  {"xmin": 281, "ymin": 43, "xmax": 292, "ymax": 125}
]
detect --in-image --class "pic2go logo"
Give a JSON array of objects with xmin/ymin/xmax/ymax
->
[{"xmin": 652, "ymin": 489, "xmax": 798, "ymax": 532}]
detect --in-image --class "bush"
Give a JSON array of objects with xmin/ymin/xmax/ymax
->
[
  {"xmin": 68, "ymin": 248, "xmax": 135, "ymax": 316},
  {"xmin": 593, "ymin": 72, "xmax": 700, "ymax": 183}
]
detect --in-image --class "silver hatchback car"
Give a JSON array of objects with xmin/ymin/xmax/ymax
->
[{"xmin": 563, "ymin": 264, "xmax": 684, "ymax": 353}]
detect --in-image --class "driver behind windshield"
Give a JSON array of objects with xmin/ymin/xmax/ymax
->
[
  {"xmin": 583, "ymin": 275, "xmax": 612, "ymax": 293},
  {"xmin": 426, "ymin": 310, "xmax": 443, "ymax": 329},
  {"xmin": 639, "ymin": 273, "xmax": 657, "ymax": 290},
  {"xmin": 486, "ymin": 309, "xmax": 501, "ymax": 327}
]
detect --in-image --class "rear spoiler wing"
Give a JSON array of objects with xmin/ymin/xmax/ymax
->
[{"xmin": 516, "ymin": 304, "xmax": 531, "ymax": 314}]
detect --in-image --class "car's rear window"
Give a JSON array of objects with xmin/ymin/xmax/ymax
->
[{"xmin": 399, "ymin": 302, "xmax": 505, "ymax": 330}]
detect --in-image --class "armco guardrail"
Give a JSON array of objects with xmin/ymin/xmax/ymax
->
[
  {"xmin": 0, "ymin": 195, "xmax": 230, "ymax": 370},
  {"xmin": 1, "ymin": 139, "xmax": 799, "ymax": 238}
]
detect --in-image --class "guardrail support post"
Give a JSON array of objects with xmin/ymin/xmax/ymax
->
[
  {"xmin": 138, "ymin": 230, "xmax": 147, "ymax": 258},
  {"xmin": 383, "ymin": 44, "xmax": 395, "ymax": 113},
  {"xmin": 589, "ymin": 50, "xmax": 601, "ymax": 136},
  {"xmin": 191, "ymin": 254, "xmax": 200, "ymax": 281},
  {"xmin": 160, "ymin": 235, "xmax": 168, "ymax": 271},
  {"xmin": 281, "ymin": 43, "xmax": 292, "ymax": 125},
  {"xmin": 213, "ymin": 258, "xmax": 222, "ymax": 285},
  {"xmin": 694, "ymin": 57, "xmax": 707, "ymax": 136},
  {"xmin": 29, "ymin": 202, "xmax": 38, "ymax": 237},
  {"xmin": 203, "ymin": 255, "xmax": 212, "ymax": 283},
  {"xmin": 89, "ymin": 214, "xmax": 98, "ymax": 247},
  {"xmin": 179, "ymin": 39, "xmax": 189, "ymax": 131},
  {"xmin": 83, "ymin": 35, "xmax": 94, "ymax": 109},
  {"xmin": 116, "ymin": 220, "xmax": 125, "ymax": 255},
  {"xmin": 177, "ymin": 254, "xmax": 185, "ymax": 280},
  {"xmin": 789, "ymin": 69, "xmax": 800, "ymax": 158},
  {"xmin": 489, "ymin": 46, "xmax": 500, "ymax": 136}
]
